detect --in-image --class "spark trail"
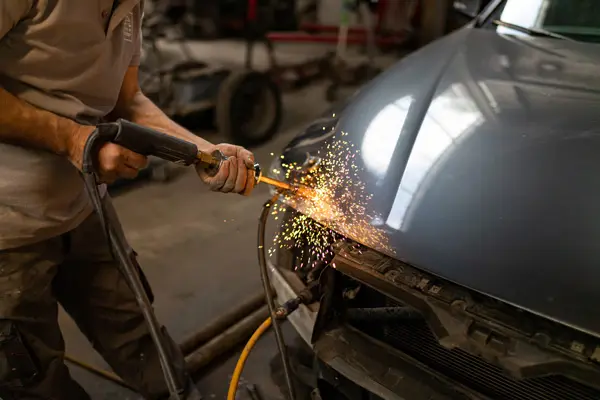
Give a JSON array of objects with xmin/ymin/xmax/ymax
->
[{"xmin": 268, "ymin": 132, "xmax": 393, "ymax": 270}]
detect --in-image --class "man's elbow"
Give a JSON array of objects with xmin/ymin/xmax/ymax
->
[{"xmin": 108, "ymin": 90, "xmax": 146, "ymax": 121}]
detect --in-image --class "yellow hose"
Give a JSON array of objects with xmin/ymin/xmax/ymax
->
[
  {"xmin": 67, "ymin": 316, "xmax": 274, "ymax": 399},
  {"xmin": 227, "ymin": 317, "xmax": 272, "ymax": 400}
]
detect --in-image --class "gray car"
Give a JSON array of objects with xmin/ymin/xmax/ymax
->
[{"xmin": 266, "ymin": 1, "xmax": 600, "ymax": 399}]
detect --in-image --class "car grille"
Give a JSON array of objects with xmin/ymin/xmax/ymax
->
[{"xmin": 351, "ymin": 317, "xmax": 600, "ymax": 400}]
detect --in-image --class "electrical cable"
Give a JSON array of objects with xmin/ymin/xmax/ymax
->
[
  {"xmin": 81, "ymin": 129, "xmax": 184, "ymax": 399},
  {"xmin": 227, "ymin": 317, "xmax": 272, "ymax": 400},
  {"xmin": 258, "ymin": 194, "xmax": 297, "ymax": 400}
]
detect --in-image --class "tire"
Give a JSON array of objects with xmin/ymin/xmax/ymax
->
[{"xmin": 216, "ymin": 70, "xmax": 282, "ymax": 147}]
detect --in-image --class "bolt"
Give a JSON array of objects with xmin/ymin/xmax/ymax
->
[{"xmin": 275, "ymin": 307, "xmax": 287, "ymax": 319}]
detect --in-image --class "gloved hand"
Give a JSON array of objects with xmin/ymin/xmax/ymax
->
[
  {"xmin": 68, "ymin": 124, "xmax": 149, "ymax": 183},
  {"xmin": 195, "ymin": 143, "xmax": 255, "ymax": 196}
]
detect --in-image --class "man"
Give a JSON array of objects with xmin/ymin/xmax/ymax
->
[{"xmin": 0, "ymin": 1, "xmax": 254, "ymax": 398}]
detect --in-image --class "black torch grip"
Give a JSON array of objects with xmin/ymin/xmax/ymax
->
[{"xmin": 112, "ymin": 119, "xmax": 198, "ymax": 165}]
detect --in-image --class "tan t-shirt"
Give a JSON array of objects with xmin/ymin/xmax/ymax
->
[{"xmin": 0, "ymin": 0, "xmax": 143, "ymax": 249}]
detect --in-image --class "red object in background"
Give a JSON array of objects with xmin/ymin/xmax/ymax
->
[
  {"xmin": 247, "ymin": 0, "xmax": 257, "ymax": 21},
  {"xmin": 376, "ymin": 0, "xmax": 388, "ymax": 32},
  {"xmin": 298, "ymin": 0, "xmax": 390, "ymax": 34},
  {"xmin": 298, "ymin": 24, "xmax": 368, "ymax": 34},
  {"xmin": 266, "ymin": 32, "xmax": 406, "ymax": 46},
  {"xmin": 265, "ymin": 0, "xmax": 409, "ymax": 47}
]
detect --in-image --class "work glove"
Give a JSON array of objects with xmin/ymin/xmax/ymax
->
[
  {"xmin": 196, "ymin": 143, "xmax": 255, "ymax": 196},
  {"xmin": 68, "ymin": 125, "xmax": 149, "ymax": 184}
]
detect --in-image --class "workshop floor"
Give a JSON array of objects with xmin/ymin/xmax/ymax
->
[{"xmin": 60, "ymin": 82, "xmax": 330, "ymax": 400}]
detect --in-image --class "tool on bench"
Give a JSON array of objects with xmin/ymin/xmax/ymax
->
[{"xmin": 80, "ymin": 119, "xmax": 312, "ymax": 399}]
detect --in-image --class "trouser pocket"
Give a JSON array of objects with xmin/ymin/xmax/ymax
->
[{"xmin": 0, "ymin": 321, "xmax": 39, "ymax": 388}]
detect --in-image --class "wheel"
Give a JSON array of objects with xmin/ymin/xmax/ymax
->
[{"xmin": 216, "ymin": 70, "xmax": 282, "ymax": 147}]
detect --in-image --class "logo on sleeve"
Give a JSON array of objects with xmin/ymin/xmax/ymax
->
[{"xmin": 123, "ymin": 12, "xmax": 133, "ymax": 42}]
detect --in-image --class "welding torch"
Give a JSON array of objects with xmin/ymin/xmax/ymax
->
[{"xmin": 88, "ymin": 119, "xmax": 311, "ymax": 196}]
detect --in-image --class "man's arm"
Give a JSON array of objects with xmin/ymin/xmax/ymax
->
[
  {"xmin": 109, "ymin": 66, "xmax": 255, "ymax": 195},
  {"xmin": 0, "ymin": 0, "xmax": 91, "ymax": 166},
  {"xmin": 108, "ymin": 66, "xmax": 214, "ymax": 153},
  {"xmin": 0, "ymin": 1, "xmax": 146, "ymax": 182},
  {"xmin": 0, "ymin": 84, "xmax": 94, "ymax": 168},
  {"xmin": 0, "ymin": 86, "xmax": 147, "ymax": 182}
]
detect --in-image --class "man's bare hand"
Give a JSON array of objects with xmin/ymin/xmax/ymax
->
[
  {"xmin": 195, "ymin": 143, "xmax": 255, "ymax": 195},
  {"xmin": 68, "ymin": 125, "xmax": 148, "ymax": 183}
]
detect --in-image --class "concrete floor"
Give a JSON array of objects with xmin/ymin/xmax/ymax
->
[{"xmin": 59, "ymin": 81, "xmax": 331, "ymax": 399}]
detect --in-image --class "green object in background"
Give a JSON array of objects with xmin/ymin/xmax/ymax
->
[{"xmin": 340, "ymin": 0, "xmax": 354, "ymax": 25}]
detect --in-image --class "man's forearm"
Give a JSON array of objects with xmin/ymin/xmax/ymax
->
[
  {"xmin": 0, "ymin": 86, "xmax": 82, "ymax": 156},
  {"xmin": 114, "ymin": 91, "xmax": 214, "ymax": 152}
]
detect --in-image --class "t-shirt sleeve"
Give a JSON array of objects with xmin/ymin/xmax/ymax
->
[
  {"xmin": 130, "ymin": 1, "xmax": 144, "ymax": 66},
  {"xmin": 0, "ymin": 0, "xmax": 33, "ymax": 40}
]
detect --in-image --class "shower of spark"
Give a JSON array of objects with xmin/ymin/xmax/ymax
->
[{"xmin": 268, "ymin": 132, "xmax": 393, "ymax": 270}]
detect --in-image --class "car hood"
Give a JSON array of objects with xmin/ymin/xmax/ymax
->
[{"xmin": 277, "ymin": 28, "xmax": 600, "ymax": 338}]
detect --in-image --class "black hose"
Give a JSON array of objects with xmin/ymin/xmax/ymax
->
[
  {"xmin": 81, "ymin": 127, "xmax": 185, "ymax": 399},
  {"xmin": 258, "ymin": 195, "xmax": 297, "ymax": 400}
]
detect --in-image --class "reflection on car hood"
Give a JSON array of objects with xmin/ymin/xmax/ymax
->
[{"xmin": 278, "ymin": 28, "xmax": 600, "ymax": 338}]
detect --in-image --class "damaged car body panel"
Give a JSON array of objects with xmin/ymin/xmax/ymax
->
[
  {"xmin": 268, "ymin": 0, "xmax": 600, "ymax": 398},
  {"xmin": 277, "ymin": 25, "xmax": 600, "ymax": 339}
]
